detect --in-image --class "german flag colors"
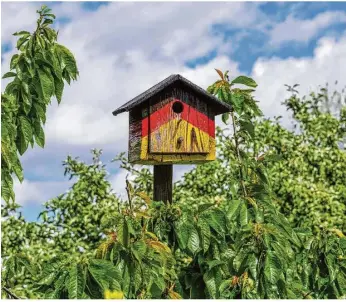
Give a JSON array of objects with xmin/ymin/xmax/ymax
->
[{"xmin": 129, "ymin": 98, "xmax": 216, "ymax": 164}]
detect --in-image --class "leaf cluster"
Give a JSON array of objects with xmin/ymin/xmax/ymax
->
[{"xmin": 1, "ymin": 5, "xmax": 78, "ymax": 204}]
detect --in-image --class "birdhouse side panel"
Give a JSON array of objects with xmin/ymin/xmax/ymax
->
[{"xmin": 129, "ymin": 106, "xmax": 150, "ymax": 163}]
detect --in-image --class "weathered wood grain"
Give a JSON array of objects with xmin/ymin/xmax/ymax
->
[
  {"xmin": 129, "ymin": 107, "xmax": 142, "ymax": 162},
  {"xmin": 128, "ymin": 85, "xmax": 217, "ymax": 164},
  {"xmin": 153, "ymin": 165, "xmax": 173, "ymax": 204}
]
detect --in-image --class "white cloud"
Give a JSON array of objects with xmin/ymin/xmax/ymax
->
[
  {"xmin": 109, "ymin": 168, "xmax": 138, "ymax": 200},
  {"xmin": 1, "ymin": 2, "xmax": 37, "ymax": 44},
  {"xmin": 0, "ymin": 2, "xmax": 279, "ymax": 151},
  {"xmin": 252, "ymin": 31, "xmax": 346, "ymax": 122},
  {"xmin": 2, "ymin": 2, "xmax": 346, "ymax": 210},
  {"xmin": 13, "ymin": 178, "xmax": 71, "ymax": 206},
  {"xmin": 269, "ymin": 11, "xmax": 346, "ymax": 46}
]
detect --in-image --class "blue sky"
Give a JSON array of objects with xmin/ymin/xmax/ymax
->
[{"xmin": 2, "ymin": 1, "xmax": 346, "ymax": 221}]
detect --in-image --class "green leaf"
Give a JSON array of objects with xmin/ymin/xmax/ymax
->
[
  {"xmin": 246, "ymin": 254, "xmax": 258, "ymax": 281},
  {"xmin": 207, "ymin": 208, "xmax": 227, "ymax": 234},
  {"xmin": 54, "ymin": 76, "xmax": 64, "ymax": 103},
  {"xmin": 231, "ymin": 92, "xmax": 244, "ymax": 113},
  {"xmin": 33, "ymin": 103, "xmax": 47, "ymax": 124},
  {"xmin": 174, "ymin": 222, "xmax": 190, "ymax": 249},
  {"xmin": 264, "ymin": 251, "xmax": 281, "ymax": 284},
  {"xmin": 1, "ymin": 172, "xmax": 14, "ymax": 202},
  {"xmin": 42, "ymin": 19, "xmax": 53, "ymax": 27},
  {"xmin": 16, "ymin": 36, "xmax": 29, "ymax": 50},
  {"xmin": 19, "ymin": 116, "xmax": 33, "ymax": 142},
  {"xmin": 197, "ymin": 218, "xmax": 211, "ymax": 253},
  {"xmin": 12, "ymin": 156, "xmax": 24, "ymax": 183},
  {"xmin": 55, "ymin": 44, "xmax": 78, "ymax": 79},
  {"xmin": 325, "ymin": 253, "xmax": 336, "ymax": 281},
  {"xmin": 88, "ymin": 259, "xmax": 121, "ymax": 291},
  {"xmin": 219, "ymin": 279, "xmax": 232, "ymax": 294},
  {"xmin": 207, "ymin": 83, "xmax": 216, "ymax": 95},
  {"xmin": 10, "ymin": 54, "xmax": 19, "ymax": 69},
  {"xmin": 51, "ymin": 272, "xmax": 68, "ymax": 299},
  {"xmin": 67, "ymin": 264, "xmax": 86, "ymax": 299},
  {"xmin": 239, "ymin": 119, "xmax": 255, "ymax": 138},
  {"xmin": 233, "ymin": 249, "xmax": 247, "ymax": 272},
  {"xmin": 2, "ymin": 72, "xmax": 17, "ymax": 79},
  {"xmin": 227, "ymin": 199, "xmax": 241, "ymax": 221},
  {"xmin": 45, "ymin": 13, "xmax": 56, "ymax": 19},
  {"xmin": 16, "ymin": 116, "xmax": 32, "ymax": 155},
  {"xmin": 231, "ymin": 76, "xmax": 257, "ymax": 88},
  {"xmin": 13, "ymin": 31, "xmax": 31, "ymax": 36},
  {"xmin": 340, "ymin": 238, "xmax": 346, "ymax": 250},
  {"xmin": 207, "ymin": 260, "xmax": 225, "ymax": 270},
  {"xmin": 203, "ymin": 270, "xmax": 218, "ymax": 298},
  {"xmin": 187, "ymin": 226, "xmax": 200, "ymax": 254},
  {"xmin": 117, "ymin": 218, "xmax": 129, "ymax": 248},
  {"xmin": 38, "ymin": 267, "xmax": 61, "ymax": 286},
  {"xmin": 222, "ymin": 112, "xmax": 230, "ymax": 124},
  {"xmin": 239, "ymin": 202, "xmax": 248, "ymax": 226},
  {"xmin": 21, "ymin": 85, "xmax": 32, "ymax": 114},
  {"xmin": 35, "ymin": 68, "xmax": 54, "ymax": 103},
  {"xmin": 33, "ymin": 120, "xmax": 45, "ymax": 148},
  {"xmin": 198, "ymin": 203, "xmax": 215, "ymax": 213}
]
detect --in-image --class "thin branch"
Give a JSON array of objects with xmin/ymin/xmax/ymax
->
[
  {"xmin": 2, "ymin": 287, "xmax": 20, "ymax": 299},
  {"xmin": 125, "ymin": 177, "xmax": 133, "ymax": 213},
  {"xmin": 230, "ymin": 110, "xmax": 247, "ymax": 197}
]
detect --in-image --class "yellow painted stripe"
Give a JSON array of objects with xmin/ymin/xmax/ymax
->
[
  {"xmin": 139, "ymin": 135, "xmax": 215, "ymax": 164},
  {"xmin": 150, "ymin": 119, "xmax": 210, "ymax": 153}
]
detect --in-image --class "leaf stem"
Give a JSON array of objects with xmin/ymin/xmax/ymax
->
[
  {"xmin": 2, "ymin": 287, "xmax": 20, "ymax": 299},
  {"xmin": 230, "ymin": 110, "xmax": 247, "ymax": 197}
]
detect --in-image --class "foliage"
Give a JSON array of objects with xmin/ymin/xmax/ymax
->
[
  {"xmin": 1, "ymin": 5, "xmax": 78, "ymax": 204},
  {"xmin": 174, "ymin": 85, "xmax": 346, "ymax": 235},
  {"xmin": 1, "ymin": 149, "xmax": 122, "ymax": 298},
  {"xmin": 2, "ymin": 69, "xmax": 346, "ymax": 299},
  {"xmin": 253, "ymin": 84, "xmax": 346, "ymax": 234}
]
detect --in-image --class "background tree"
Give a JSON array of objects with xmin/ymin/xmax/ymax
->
[
  {"xmin": 173, "ymin": 84, "xmax": 346, "ymax": 235},
  {"xmin": 254, "ymin": 84, "xmax": 346, "ymax": 234},
  {"xmin": 1, "ymin": 7, "xmax": 345, "ymax": 297},
  {"xmin": 2, "ymin": 70, "xmax": 345, "ymax": 299},
  {"xmin": 1, "ymin": 5, "xmax": 78, "ymax": 298}
]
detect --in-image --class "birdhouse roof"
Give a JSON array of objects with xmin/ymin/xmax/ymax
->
[{"xmin": 112, "ymin": 74, "xmax": 232, "ymax": 116}]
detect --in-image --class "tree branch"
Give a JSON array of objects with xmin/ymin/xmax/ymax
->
[
  {"xmin": 2, "ymin": 287, "xmax": 20, "ymax": 299},
  {"xmin": 230, "ymin": 110, "xmax": 247, "ymax": 197}
]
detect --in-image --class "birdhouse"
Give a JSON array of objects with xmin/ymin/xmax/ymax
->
[{"xmin": 112, "ymin": 74, "xmax": 232, "ymax": 165}]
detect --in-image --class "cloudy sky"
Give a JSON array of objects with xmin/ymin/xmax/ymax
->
[{"xmin": 1, "ymin": 1, "xmax": 346, "ymax": 221}]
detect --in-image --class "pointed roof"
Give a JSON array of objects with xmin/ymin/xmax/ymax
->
[{"xmin": 112, "ymin": 74, "xmax": 232, "ymax": 116}]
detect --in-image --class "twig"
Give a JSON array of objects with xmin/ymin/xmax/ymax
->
[
  {"xmin": 125, "ymin": 176, "xmax": 133, "ymax": 213},
  {"xmin": 2, "ymin": 287, "xmax": 20, "ymax": 299},
  {"xmin": 302, "ymin": 290, "xmax": 313, "ymax": 299},
  {"xmin": 230, "ymin": 110, "xmax": 247, "ymax": 197}
]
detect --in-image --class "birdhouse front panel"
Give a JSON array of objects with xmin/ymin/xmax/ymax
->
[
  {"xmin": 128, "ymin": 86, "xmax": 216, "ymax": 164},
  {"xmin": 114, "ymin": 74, "xmax": 232, "ymax": 165},
  {"xmin": 149, "ymin": 98, "xmax": 212, "ymax": 153}
]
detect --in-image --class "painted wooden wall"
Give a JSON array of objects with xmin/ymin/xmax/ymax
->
[{"xmin": 129, "ymin": 85, "xmax": 216, "ymax": 165}]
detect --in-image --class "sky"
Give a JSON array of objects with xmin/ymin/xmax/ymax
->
[{"xmin": 1, "ymin": 1, "xmax": 346, "ymax": 221}]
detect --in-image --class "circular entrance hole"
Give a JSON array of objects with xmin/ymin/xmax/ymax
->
[{"xmin": 172, "ymin": 101, "xmax": 184, "ymax": 114}]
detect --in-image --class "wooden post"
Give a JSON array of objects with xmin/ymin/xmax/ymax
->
[{"xmin": 153, "ymin": 165, "xmax": 173, "ymax": 204}]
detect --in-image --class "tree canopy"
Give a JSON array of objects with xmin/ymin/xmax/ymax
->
[
  {"xmin": 1, "ymin": 5, "xmax": 78, "ymax": 205},
  {"xmin": 1, "ymin": 5, "xmax": 346, "ymax": 300}
]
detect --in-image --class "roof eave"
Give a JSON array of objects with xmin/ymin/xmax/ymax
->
[{"xmin": 112, "ymin": 74, "xmax": 233, "ymax": 116}]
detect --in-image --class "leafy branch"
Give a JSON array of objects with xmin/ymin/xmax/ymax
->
[{"xmin": 1, "ymin": 5, "xmax": 79, "ymax": 205}]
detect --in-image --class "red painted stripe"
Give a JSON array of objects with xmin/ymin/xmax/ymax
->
[
  {"xmin": 141, "ymin": 99, "xmax": 215, "ymax": 138},
  {"xmin": 142, "ymin": 118, "xmax": 149, "ymax": 137}
]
